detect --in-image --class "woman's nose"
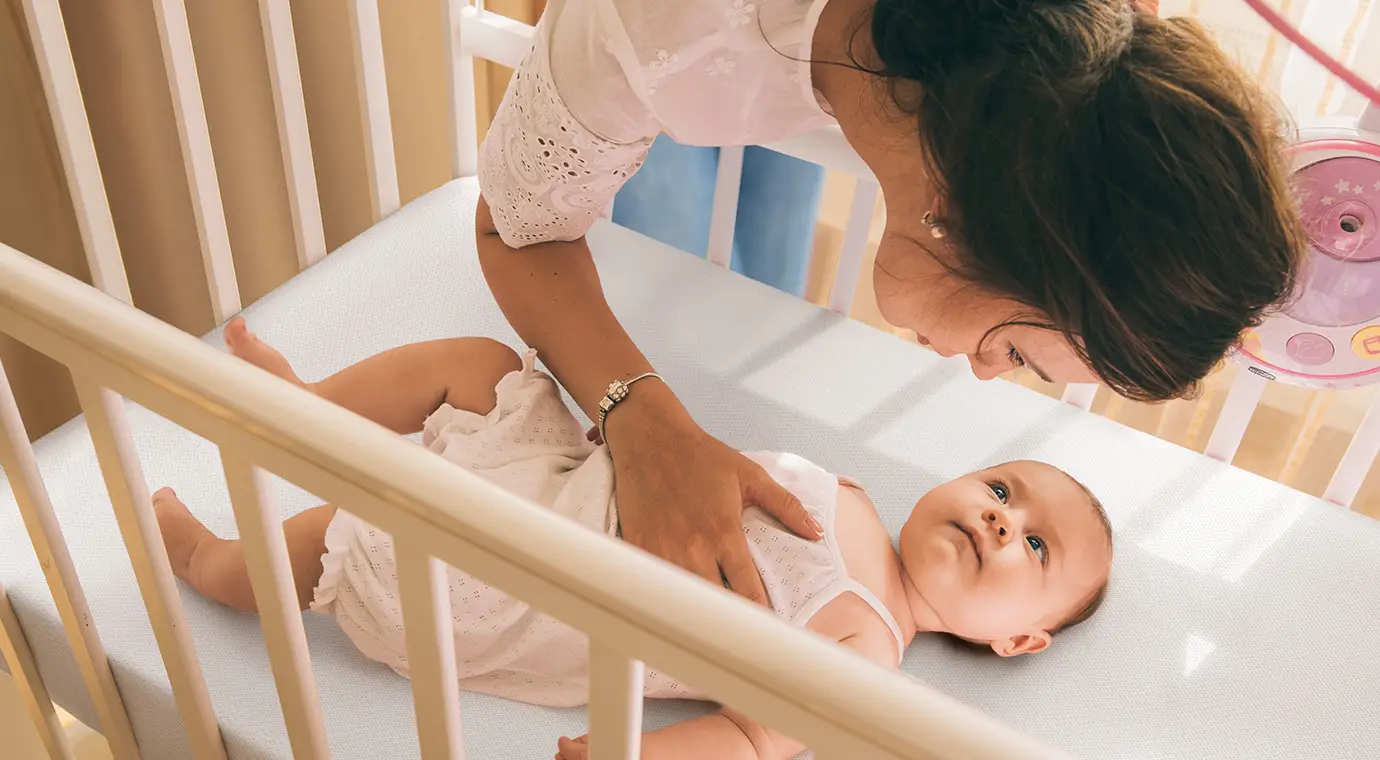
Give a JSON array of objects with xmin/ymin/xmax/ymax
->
[
  {"xmin": 981, "ymin": 507, "xmax": 1014, "ymax": 546},
  {"xmin": 967, "ymin": 355, "xmax": 1004, "ymax": 381}
]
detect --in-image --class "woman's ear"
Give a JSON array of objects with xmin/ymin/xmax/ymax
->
[{"xmin": 990, "ymin": 631, "xmax": 1051, "ymax": 657}]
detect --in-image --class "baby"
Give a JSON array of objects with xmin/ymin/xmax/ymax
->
[{"xmin": 154, "ymin": 318, "xmax": 1114, "ymax": 760}]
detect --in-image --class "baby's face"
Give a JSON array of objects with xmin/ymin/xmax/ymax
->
[{"xmin": 898, "ymin": 461, "xmax": 1111, "ymax": 655}]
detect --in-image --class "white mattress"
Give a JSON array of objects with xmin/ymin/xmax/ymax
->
[{"xmin": 3, "ymin": 177, "xmax": 1380, "ymax": 759}]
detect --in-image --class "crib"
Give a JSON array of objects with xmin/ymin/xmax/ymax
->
[{"xmin": 3, "ymin": 2, "xmax": 1380, "ymax": 759}]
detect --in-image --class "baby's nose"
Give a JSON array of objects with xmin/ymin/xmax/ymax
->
[{"xmin": 981, "ymin": 507, "xmax": 1014, "ymax": 546}]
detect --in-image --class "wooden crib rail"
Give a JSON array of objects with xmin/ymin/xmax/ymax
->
[{"xmin": 0, "ymin": 239, "xmax": 1077, "ymax": 760}]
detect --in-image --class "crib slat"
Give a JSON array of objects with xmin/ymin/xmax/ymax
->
[
  {"xmin": 18, "ymin": 0, "xmax": 132, "ymax": 305},
  {"xmin": 707, "ymin": 146, "xmax": 745, "ymax": 268},
  {"xmin": 348, "ymin": 0, "xmax": 401, "ymax": 221},
  {"xmin": 828, "ymin": 180, "xmax": 879, "ymax": 315},
  {"xmin": 0, "ymin": 583, "xmax": 77, "ymax": 760},
  {"xmin": 587, "ymin": 641, "xmax": 645, "ymax": 760},
  {"xmin": 256, "ymin": 0, "xmax": 327, "ymax": 270},
  {"xmin": 443, "ymin": 0, "xmax": 479, "ymax": 178},
  {"xmin": 220, "ymin": 454, "xmax": 331, "ymax": 760},
  {"xmin": 397, "ymin": 550, "xmax": 465, "ymax": 760},
  {"xmin": 1062, "ymin": 383, "xmax": 1099, "ymax": 410},
  {"xmin": 1203, "ymin": 368, "xmax": 1268, "ymax": 463},
  {"xmin": 1324, "ymin": 394, "xmax": 1380, "ymax": 508},
  {"xmin": 149, "ymin": 0, "xmax": 241, "ymax": 323},
  {"xmin": 0, "ymin": 359, "xmax": 143, "ymax": 760},
  {"xmin": 73, "ymin": 380, "xmax": 227, "ymax": 760}
]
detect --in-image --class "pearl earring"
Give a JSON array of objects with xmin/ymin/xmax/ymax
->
[{"xmin": 921, "ymin": 210, "xmax": 946, "ymax": 239}]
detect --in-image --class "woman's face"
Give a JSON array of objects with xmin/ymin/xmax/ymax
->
[{"xmin": 872, "ymin": 226, "xmax": 1101, "ymax": 385}]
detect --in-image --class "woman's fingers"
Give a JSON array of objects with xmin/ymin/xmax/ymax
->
[
  {"xmin": 717, "ymin": 534, "xmax": 771, "ymax": 607},
  {"xmin": 741, "ymin": 462, "xmax": 822, "ymax": 541}
]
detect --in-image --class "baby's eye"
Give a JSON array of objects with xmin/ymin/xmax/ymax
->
[
  {"xmin": 1026, "ymin": 535, "xmax": 1047, "ymax": 564},
  {"xmin": 987, "ymin": 482, "xmax": 1009, "ymax": 504}
]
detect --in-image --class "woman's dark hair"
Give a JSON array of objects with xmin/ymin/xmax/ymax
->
[{"xmin": 854, "ymin": 0, "xmax": 1307, "ymax": 401}]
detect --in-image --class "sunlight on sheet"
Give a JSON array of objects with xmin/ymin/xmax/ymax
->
[
  {"xmin": 737, "ymin": 322, "xmax": 944, "ymax": 428},
  {"xmin": 1136, "ymin": 486, "xmax": 1308, "ymax": 583}
]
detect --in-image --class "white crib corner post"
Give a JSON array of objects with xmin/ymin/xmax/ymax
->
[
  {"xmin": 1204, "ymin": 367, "xmax": 1269, "ymax": 464},
  {"xmin": 827, "ymin": 179, "xmax": 879, "ymax": 316},
  {"xmin": 256, "ymin": 0, "xmax": 328, "ymax": 271},
  {"xmin": 444, "ymin": 0, "xmax": 479, "ymax": 179},
  {"xmin": 348, "ymin": 0, "xmax": 401, "ymax": 221},
  {"xmin": 397, "ymin": 549, "xmax": 465, "ymax": 760},
  {"xmin": 1061, "ymin": 383, "xmax": 1099, "ymax": 410},
  {"xmin": 219, "ymin": 454, "xmax": 331, "ymax": 760},
  {"xmin": 587, "ymin": 641, "xmax": 645, "ymax": 760},
  {"xmin": 706, "ymin": 146, "xmax": 745, "ymax": 268},
  {"xmin": 18, "ymin": 0, "xmax": 132, "ymax": 306},
  {"xmin": 0, "ymin": 358, "xmax": 143, "ymax": 760},
  {"xmin": 71, "ymin": 379, "xmax": 226, "ymax": 760},
  {"xmin": 0, "ymin": 583, "xmax": 77, "ymax": 760},
  {"xmin": 148, "ymin": 0, "xmax": 241, "ymax": 324},
  {"xmin": 1323, "ymin": 393, "xmax": 1380, "ymax": 509}
]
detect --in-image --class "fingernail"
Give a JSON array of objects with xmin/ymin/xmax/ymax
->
[{"xmin": 808, "ymin": 516, "xmax": 824, "ymax": 536}]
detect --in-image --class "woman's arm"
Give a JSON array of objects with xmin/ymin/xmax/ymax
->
[{"xmin": 475, "ymin": 198, "xmax": 821, "ymax": 605}]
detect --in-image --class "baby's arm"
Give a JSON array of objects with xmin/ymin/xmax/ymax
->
[{"xmin": 556, "ymin": 625, "xmax": 900, "ymax": 760}]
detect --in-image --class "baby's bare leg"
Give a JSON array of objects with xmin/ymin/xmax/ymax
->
[
  {"xmin": 154, "ymin": 487, "xmax": 336, "ymax": 612},
  {"xmin": 158, "ymin": 320, "xmax": 523, "ymax": 612},
  {"xmin": 224, "ymin": 317, "xmax": 522, "ymax": 433}
]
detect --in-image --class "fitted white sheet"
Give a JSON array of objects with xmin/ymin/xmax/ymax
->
[{"xmin": 3, "ymin": 177, "xmax": 1379, "ymax": 759}]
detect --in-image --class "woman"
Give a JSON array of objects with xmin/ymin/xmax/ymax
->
[{"xmin": 473, "ymin": 0, "xmax": 1305, "ymax": 606}]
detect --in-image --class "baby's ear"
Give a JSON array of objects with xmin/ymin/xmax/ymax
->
[{"xmin": 990, "ymin": 631, "xmax": 1051, "ymax": 657}]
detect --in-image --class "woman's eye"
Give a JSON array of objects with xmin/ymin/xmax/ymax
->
[
  {"xmin": 988, "ymin": 482, "xmax": 1009, "ymax": 503},
  {"xmin": 1007, "ymin": 346, "xmax": 1026, "ymax": 368},
  {"xmin": 1026, "ymin": 535, "xmax": 1047, "ymax": 564}
]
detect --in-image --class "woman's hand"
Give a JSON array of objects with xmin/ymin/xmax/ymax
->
[
  {"xmin": 476, "ymin": 198, "xmax": 819, "ymax": 607},
  {"xmin": 602, "ymin": 383, "xmax": 823, "ymax": 607}
]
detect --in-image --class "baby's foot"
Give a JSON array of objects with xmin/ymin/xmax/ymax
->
[
  {"xmin": 224, "ymin": 317, "xmax": 310, "ymax": 391},
  {"xmin": 152, "ymin": 487, "xmax": 212, "ymax": 586}
]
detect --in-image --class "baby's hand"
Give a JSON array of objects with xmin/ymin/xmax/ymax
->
[{"xmin": 555, "ymin": 734, "xmax": 590, "ymax": 760}]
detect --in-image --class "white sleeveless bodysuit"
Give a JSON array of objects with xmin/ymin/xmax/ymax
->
[{"xmin": 310, "ymin": 350, "xmax": 905, "ymax": 707}]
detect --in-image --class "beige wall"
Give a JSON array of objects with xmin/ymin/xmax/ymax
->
[{"xmin": 0, "ymin": 0, "xmax": 540, "ymax": 440}]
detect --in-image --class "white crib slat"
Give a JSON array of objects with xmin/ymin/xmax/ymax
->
[
  {"xmin": 1061, "ymin": 383, "xmax": 1099, "ymax": 410},
  {"xmin": 443, "ymin": 0, "xmax": 479, "ymax": 178},
  {"xmin": 828, "ymin": 180, "xmax": 879, "ymax": 315},
  {"xmin": 706, "ymin": 146, "xmax": 745, "ymax": 268},
  {"xmin": 587, "ymin": 641, "xmax": 645, "ymax": 760},
  {"xmin": 73, "ymin": 380, "xmax": 226, "ymax": 760},
  {"xmin": 220, "ymin": 454, "xmax": 331, "ymax": 760},
  {"xmin": 256, "ymin": 0, "xmax": 327, "ymax": 270},
  {"xmin": 18, "ymin": 0, "xmax": 131, "ymax": 305},
  {"xmin": 1204, "ymin": 368, "xmax": 1268, "ymax": 463},
  {"xmin": 149, "ymin": 0, "xmax": 241, "ymax": 323},
  {"xmin": 456, "ymin": 4, "xmax": 536, "ymax": 69},
  {"xmin": 397, "ymin": 550, "xmax": 465, "ymax": 760},
  {"xmin": 0, "ymin": 584, "xmax": 77, "ymax": 760},
  {"xmin": 0, "ymin": 359, "xmax": 143, "ymax": 760},
  {"xmin": 1324, "ymin": 394, "xmax": 1380, "ymax": 508},
  {"xmin": 348, "ymin": 0, "xmax": 401, "ymax": 221}
]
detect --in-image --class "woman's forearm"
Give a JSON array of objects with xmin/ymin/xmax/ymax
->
[{"xmin": 475, "ymin": 197, "xmax": 686, "ymax": 425}]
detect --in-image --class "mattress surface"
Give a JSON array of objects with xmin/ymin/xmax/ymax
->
[{"xmin": 4, "ymin": 177, "xmax": 1380, "ymax": 760}]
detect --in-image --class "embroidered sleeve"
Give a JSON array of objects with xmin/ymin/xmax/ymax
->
[{"xmin": 477, "ymin": 31, "xmax": 654, "ymax": 249}]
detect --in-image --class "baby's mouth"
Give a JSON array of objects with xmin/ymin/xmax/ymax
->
[{"xmin": 951, "ymin": 521, "xmax": 982, "ymax": 567}]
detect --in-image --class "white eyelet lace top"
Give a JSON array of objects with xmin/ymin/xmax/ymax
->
[
  {"xmin": 310, "ymin": 351, "xmax": 906, "ymax": 707},
  {"xmin": 476, "ymin": 0, "xmax": 839, "ymax": 249}
]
